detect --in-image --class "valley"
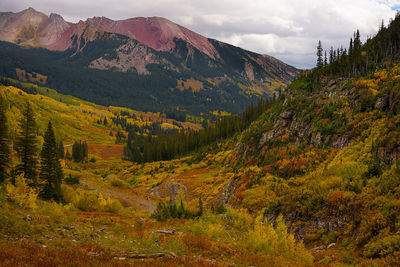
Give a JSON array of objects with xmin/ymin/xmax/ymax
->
[{"xmin": 1, "ymin": 4, "xmax": 400, "ymax": 267}]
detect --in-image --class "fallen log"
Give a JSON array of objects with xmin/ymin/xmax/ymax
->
[
  {"xmin": 152, "ymin": 229, "xmax": 181, "ymax": 234},
  {"xmin": 126, "ymin": 253, "xmax": 165, "ymax": 259}
]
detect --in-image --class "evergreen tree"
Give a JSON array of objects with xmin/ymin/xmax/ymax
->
[
  {"xmin": 58, "ymin": 140, "xmax": 64, "ymax": 159},
  {"xmin": 39, "ymin": 122, "xmax": 63, "ymax": 202},
  {"xmin": 72, "ymin": 140, "xmax": 88, "ymax": 162},
  {"xmin": 0, "ymin": 95, "xmax": 10, "ymax": 183},
  {"xmin": 316, "ymin": 40, "xmax": 324, "ymax": 68},
  {"xmin": 14, "ymin": 102, "xmax": 38, "ymax": 185}
]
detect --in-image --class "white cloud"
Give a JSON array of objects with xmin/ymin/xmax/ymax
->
[{"xmin": 1, "ymin": 0, "xmax": 399, "ymax": 68}]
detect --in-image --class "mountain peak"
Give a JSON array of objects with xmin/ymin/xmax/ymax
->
[{"xmin": 84, "ymin": 15, "xmax": 219, "ymax": 59}]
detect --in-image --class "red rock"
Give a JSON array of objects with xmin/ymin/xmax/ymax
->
[{"xmin": 85, "ymin": 16, "xmax": 218, "ymax": 59}]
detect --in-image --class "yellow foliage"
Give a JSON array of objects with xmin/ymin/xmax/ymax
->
[
  {"xmin": 61, "ymin": 186, "xmax": 122, "ymax": 213},
  {"xmin": 248, "ymin": 215, "xmax": 313, "ymax": 263},
  {"xmin": 6, "ymin": 174, "xmax": 38, "ymax": 210}
]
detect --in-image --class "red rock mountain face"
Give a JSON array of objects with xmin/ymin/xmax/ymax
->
[
  {"xmin": 0, "ymin": 8, "xmax": 218, "ymax": 59},
  {"xmin": 85, "ymin": 16, "xmax": 219, "ymax": 59}
]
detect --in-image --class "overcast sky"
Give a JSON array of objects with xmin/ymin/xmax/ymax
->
[{"xmin": 1, "ymin": 0, "xmax": 400, "ymax": 69}]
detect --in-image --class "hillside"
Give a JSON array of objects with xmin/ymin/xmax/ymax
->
[
  {"xmin": 0, "ymin": 8, "xmax": 299, "ymax": 116},
  {"xmin": 0, "ymin": 80, "xmax": 316, "ymax": 266},
  {"xmin": 3, "ymin": 6, "xmax": 400, "ymax": 267}
]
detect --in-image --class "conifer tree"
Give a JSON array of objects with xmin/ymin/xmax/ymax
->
[
  {"xmin": 316, "ymin": 40, "xmax": 324, "ymax": 68},
  {"xmin": 39, "ymin": 122, "xmax": 63, "ymax": 202},
  {"xmin": 14, "ymin": 102, "xmax": 38, "ymax": 185},
  {"xmin": 0, "ymin": 95, "xmax": 10, "ymax": 183},
  {"xmin": 58, "ymin": 140, "xmax": 64, "ymax": 159}
]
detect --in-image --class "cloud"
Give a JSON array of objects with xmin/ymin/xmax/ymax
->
[{"xmin": 1, "ymin": 0, "xmax": 399, "ymax": 68}]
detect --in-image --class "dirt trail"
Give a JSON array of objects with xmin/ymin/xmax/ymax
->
[{"xmin": 80, "ymin": 178, "xmax": 157, "ymax": 212}]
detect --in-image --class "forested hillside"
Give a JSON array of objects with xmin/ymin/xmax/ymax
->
[{"xmin": 0, "ymin": 8, "xmax": 299, "ymax": 118}]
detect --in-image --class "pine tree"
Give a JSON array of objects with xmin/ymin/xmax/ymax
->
[
  {"xmin": 316, "ymin": 40, "xmax": 324, "ymax": 68},
  {"xmin": 58, "ymin": 141, "xmax": 64, "ymax": 159},
  {"xmin": 39, "ymin": 122, "xmax": 63, "ymax": 202},
  {"xmin": 14, "ymin": 102, "xmax": 38, "ymax": 185},
  {"xmin": 0, "ymin": 95, "xmax": 10, "ymax": 183}
]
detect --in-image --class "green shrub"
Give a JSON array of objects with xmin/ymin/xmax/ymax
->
[{"xmin": 64, "ymin": 174, "xmax": 80, "ymax": 185}]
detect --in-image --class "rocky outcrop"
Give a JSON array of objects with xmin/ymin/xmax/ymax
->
[
  {"xmin": 375, "ymin": 95, "xmax": 389, "ymax": 110},
  {"xmin": 259, "ymin": 111, "xmax": 312, "ymax": 146},
  {"xmin": 150, "ymin": 182, "xmax": 187, "ymax": 204},
  {"xmin": 333, "ymin": 135, "xmax": 352, "ymax": 149},
  {"xmin": 213, "ymin": 180, "xmax": 237, "ymax": 206},
  {"xmin": 89, "ymin": 40, "xmax": 163, "ymax": 74},
  {"xmin": 378, "ymin": 147, "xmax": 400, "ymax": 165}
]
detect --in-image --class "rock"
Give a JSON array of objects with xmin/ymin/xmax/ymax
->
[
  {"xmin": 327, "ymin": 243, "xmax": 336, "ymax": 249},
  {"xmin": 234, "ymin": 142, "xmax": 251, "ymax": 158},
  {"xmin": 168, "ymin": 252, "xmax": 177, "ymax": 258},
  {"xmin": 279, "ymin": 111, "xmax": 294, "ymax": 120},
  {"xmin": 63, "ymin": 225, "xmax": 74, "ymax": 230},
  {"xmin": 310, "ymin": 245, "xmax": 326, "ymax": 254},
  {"xmin": 214, "ymin": 180, "xmax": 236, "ymax": 205},
  {"xmin": 378, "ymin": 147, "xmax": 400, "ymax": 165},
  {"xmin": 374, "ymin": 96, "xmax": 389, "ymax": 110},
  {"xmin": 311, "ymin": 132, "xmax": 322, "ymax": 146},
  {"xmin": 327, "ymin": 80, "xmax": 336, "ymax": 88},
  {"xmin": 289, "ymin": 118, "xmax": 312, "ymax": 140},
  {"xmin": 150, "ymin": 182, "xmax": 187, "ymax": 203},
  {"xmin": 333, "ymin": 135, "xmax": 351, "ymax": 149},
  {"xmin": 98, "ymin": 226, "xmax": 106, "ymax": 233}
]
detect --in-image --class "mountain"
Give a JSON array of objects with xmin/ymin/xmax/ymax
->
[
  {"xmin": 0, "ymin": 8, "xmax": 299, "ymax": 116},
  {"xmin": 0, "ymin": 7, "xmax": 70, "ymax": 46}
]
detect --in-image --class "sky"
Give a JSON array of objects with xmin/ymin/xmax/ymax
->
[{"xmin": 1, "ymin": 0, "xmax": 400, "ymax": 69}]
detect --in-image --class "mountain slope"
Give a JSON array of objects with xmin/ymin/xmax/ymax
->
[
  {"xmin": 0, "ymin": 8, "xmax": 299, "ymax": 116},
  {"xmin": 217, "ymin": 16, "xmax": 400, "ymax": 265}
]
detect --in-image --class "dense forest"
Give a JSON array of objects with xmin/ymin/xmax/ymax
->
[
  {"xmin": 124, "ymin": 97, "xmax": 274, "ymax": 163},
  {"xmin": 0, "ymin": 37, "xmax": 271, "ymax": 117}
]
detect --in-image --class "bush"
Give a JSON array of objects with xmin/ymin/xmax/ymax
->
[
  {"xmin": 247, "ymin": 215, "xmax": 313, "ymax": 263},
  {"xmin": 364, "ymin": 234, "xmax": 400, "ymax": 258},
  {"xmin": 74, "ymin": 191, "xmax": 102, "ymax": 211},
  {"xmin": 6, "ymin": 174, "xmax": 38, "ymax": 210},
  {"xmin": 64, "ymin": 174, "xmax": 80, "ymax": 185},
  {"xmin": 109, "ymin": 179, "xmax": 125, "ymax": 187},
  {"xmin": 152, "ymin": 200, "xmax": 193, "ymax": 221},
  {"xmin": 61, "ymin": 186, "xmax": 122, "ymax": 213}
]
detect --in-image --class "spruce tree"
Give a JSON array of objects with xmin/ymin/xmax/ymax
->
[
  {"xmin": 39, "ymin": 122, "xmax": 63, "ymax": 202},
  {"xmin": 58, "ymin": 140, "xmax": 64, "ymax": 159},
  {"xmin": 317, "ymin": 40, "xmax": 324, "ymax": 68},
  {"xmin": 14, "ymin": 101, "xmax": 38, "ymax": 185},
  {"xmin": 0, "ymin": 95, "xmax": 10, "ymax": 183}
]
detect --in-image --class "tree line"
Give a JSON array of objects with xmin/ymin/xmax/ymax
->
[
  {"xmin": 0, "ymin": 96, "xmax": 63, "ymax": 202},
  {"xmin": 313, "ymin": 11, "xmax": 400, "ymax": 82},
  {"xmin": 124, "ymin": 97, "xmax": 274, "ymax": 163}
]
